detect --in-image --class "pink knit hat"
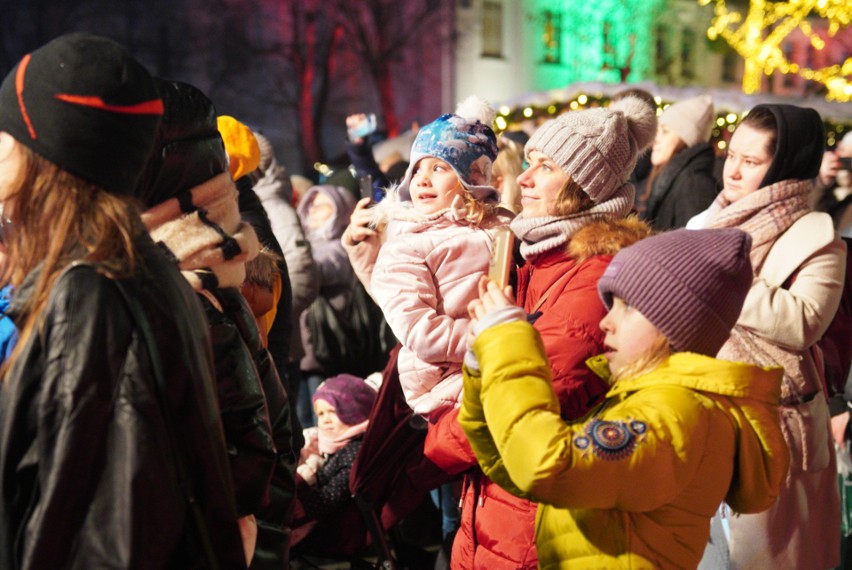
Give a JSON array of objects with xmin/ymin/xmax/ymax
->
[
  {"xmin": 597, "ymin": 228, "xmax": 753, "ymax": 356},
  {"xmin": 524, "ymin": 97, "xmax": 657, "ymax": 204}
]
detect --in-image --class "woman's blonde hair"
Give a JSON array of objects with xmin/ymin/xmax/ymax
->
[
  {"xmin": 1, "ymin": 145, "xmax": 140, "ymax": 373},
  {"xmin": 493, "ymin": 136, "xmax": 525, "ymax": 214},
  {"xmin": 550, "ymin": 176, "xmax": 595, "ymax": 216},
  {"xmin": 608, "ymin": 334, "xmax": 672, "ymax": 384}
]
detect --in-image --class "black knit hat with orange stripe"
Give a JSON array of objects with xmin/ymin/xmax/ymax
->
[{"xmin": 0, "ymin": 33, "xmax": 163, "ymax": 195}]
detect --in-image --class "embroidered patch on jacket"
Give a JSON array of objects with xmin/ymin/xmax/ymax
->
[{"xmin": 574, "ymin": 418, "xmax": 647, "ymax": 460}]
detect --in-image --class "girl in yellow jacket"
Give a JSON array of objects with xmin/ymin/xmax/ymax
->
[{"xmin": 460, "ymin": 228, "xmax": 790, "ymax": 569}]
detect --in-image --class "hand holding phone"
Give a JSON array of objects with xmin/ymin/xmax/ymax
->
[
  {"xmin": 488, "ymin": 228, "xmax": 515, "ymax": 290},
  {"xmin": 359, "ymin": 175, "xmax": 374, "ymax": 204}
]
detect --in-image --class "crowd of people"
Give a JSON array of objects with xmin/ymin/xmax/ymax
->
[{"xmin": 0, "ymin": 32, "xmax": 848, "ymax": 570}]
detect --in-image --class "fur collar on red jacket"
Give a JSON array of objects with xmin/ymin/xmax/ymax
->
[{"xmin": 566, "ymin": 215, "xmax": 652, "ymax": 263}]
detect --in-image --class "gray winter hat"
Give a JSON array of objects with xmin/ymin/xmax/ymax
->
[
  {"xmin": 525, "ymin": 97, "xmax": 657, "ymax": 204},
  {"xmin": 658, "ymin": 95, "xmax": 715, "ymax": 147}
]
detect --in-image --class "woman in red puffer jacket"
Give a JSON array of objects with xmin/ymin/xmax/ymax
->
[{"xmin": 425, "ymin": 96, "xmax": 655, "ymax": 568}]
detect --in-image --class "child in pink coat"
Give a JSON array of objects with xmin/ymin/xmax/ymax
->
[{"xmin": 343, "ymin": 97, "xmax": 510, "ymax": 423}]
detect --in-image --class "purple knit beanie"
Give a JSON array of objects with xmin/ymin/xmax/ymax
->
[
  {"xmin": 597, "ymin": 228, "xmax": 753, "ymax": 356},
  {"xmin": 312, "ymin": 374, "xmax": 377, "ymax": 425}
]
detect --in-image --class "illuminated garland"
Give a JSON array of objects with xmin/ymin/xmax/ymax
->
[
  {"xmin": 698, "ymin": 0, "xmax": 852, "ymax": 101},
  {"xmin": 494, "ymin": 92, "xmax": 851, "ymax": 148}
]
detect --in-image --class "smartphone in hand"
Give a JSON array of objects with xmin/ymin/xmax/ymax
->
[
  {"xmin": 488, "ymin": 228, "xmax": 515, "ymax": 290},
  {"xmin": 359, "ymin": 174, "xmax": 374, "ymax": 204}
]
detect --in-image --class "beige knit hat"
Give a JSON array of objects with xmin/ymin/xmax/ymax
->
[
  {"xmin": 658, "ymin": 95, "xmax": 714, "ymax": 147},
  {"xmin": 525, "ymin": 97, "xmax": 657, "ymax": 204}
]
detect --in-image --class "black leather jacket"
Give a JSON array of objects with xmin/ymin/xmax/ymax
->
[
  {"xmin": 199, "ymin": 292, "xmax": 276, "ymax": 518},
  {"xmin": 213, "ymin": 287, "xmax": 298, "ymax": 569},
  {"xmin": 0, "ymin": 235, "xmax": 246, "ymax": 569}
]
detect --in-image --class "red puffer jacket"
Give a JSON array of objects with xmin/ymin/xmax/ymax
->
[{"xmin": 424, "ymin": 217, "xmax": 651, "ymax": 569}]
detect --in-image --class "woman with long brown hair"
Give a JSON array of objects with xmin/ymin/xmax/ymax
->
[
  {"xmin": 639, "ymin": 95, "xmax": 719, "ymax": 230},
  {"xmin": 0, "ymin": 34, "xmax": 246, "ymax": 568}
]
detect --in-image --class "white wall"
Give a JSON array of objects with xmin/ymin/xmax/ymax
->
[{"xmin": 454, "ymin": 0, "xmax": 535, "ymax": 106}]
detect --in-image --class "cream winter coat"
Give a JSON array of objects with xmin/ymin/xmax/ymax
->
[{"xmin": 719, "ymin": 211, "xmax": 846, "ymax": 569}]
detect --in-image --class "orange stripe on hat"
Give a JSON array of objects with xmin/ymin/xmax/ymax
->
[
  {"xmin": 15, "ymin": 54, "xmax": 37, "ymax": 140},
  {"xmin": 54, "ymin": 94, "xmax": 164, "ymax": 115}
]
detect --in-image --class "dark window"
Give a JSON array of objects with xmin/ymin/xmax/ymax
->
[
  {"xmin": 654, "ymin": 24, "xmax": 669, "ymax": 76},
  {"xmin": 542, "ymin": 10, "xmax": 562, "ymax": 64},
  {"xmin": 722, "ymin": 51, "xmax": 738, "ymax": 82},
  {"xmin": 783, "ymin": 43, "xmax": 795, "ymax": 88},
  {"xmin": 482, "ymin": 1, "xmax": 504, "ymax": 58},
  {"xmin": 681, "ymin": 29, "xmax": 695, "ymax": 80}
]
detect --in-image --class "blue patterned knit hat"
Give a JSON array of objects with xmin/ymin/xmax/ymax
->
[{"xmin": 397, "ymin": 96, "xmax": 499, "ymax": 203}]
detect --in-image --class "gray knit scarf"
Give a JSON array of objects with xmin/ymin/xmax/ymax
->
[{"xmin": 510, "ymin": 183, "xmax": 634, "ymax": 259}]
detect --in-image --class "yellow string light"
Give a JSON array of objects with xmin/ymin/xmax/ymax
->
[
  {"xmin": 493, "ymin": 91, "xmax": 851, "ymax": 141},
  {"xmin": 698, "ymin": 0, "xmax": 852, "ymax": 101}
]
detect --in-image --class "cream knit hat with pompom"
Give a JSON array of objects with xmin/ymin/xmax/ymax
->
[{"xmin": 525, "ymin": 97, "xmax": 657, "ymax": 204}]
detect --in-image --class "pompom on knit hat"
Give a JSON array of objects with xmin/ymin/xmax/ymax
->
[
  {"xmin": 217, "ymin": 115, "xmax": 261, "ymax": 181},
  {"xmin": 658, "ymin": 95, "xmax": 715, "ymax": 147},
  {"xmin": 312, "ymin": 374, "xmax": 377, "ymax": 426},
  {"xmin": 0, "ymin": 33, "xmax": 163, "ymax": 195},
  {"xmin": 397, "ymin": 95, "xmax": 500, "ymax": 203},
  {"xmin": 525, "ymin": 96, "xmax": 657, "ymax": 204},
  {"xmin": 597, "ymin": 228, "xmax": 754, "ymax": 356}
]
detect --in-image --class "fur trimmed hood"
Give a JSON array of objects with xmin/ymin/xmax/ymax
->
[{"xmin": 567, "ymin": 215, "xmax": 652, "ymax": 262}]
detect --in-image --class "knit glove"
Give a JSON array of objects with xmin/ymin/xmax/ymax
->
[
  {"xmin": 296, "ymin": 454, "xmax": 325, "ymax": 486},
  {"xmin": 464, "ymin": 305, "xmax": 528, "ymax": 372}
]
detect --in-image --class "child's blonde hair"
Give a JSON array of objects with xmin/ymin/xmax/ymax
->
[
  {"xmin": 463, "ymin": 187, "xmax": 496, "ymax": 226},
  {"xmin": 609, "ymin": 334, "xmax": 673, "ymax": 384},
  {"xmin": 493, "ymin": 137, "xmax": 525, "ymax": 214}
]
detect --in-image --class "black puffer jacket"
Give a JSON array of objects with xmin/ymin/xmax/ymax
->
[
  {"xmin": 645, "ymin": 142, "xmax": 720, "ymax": 230},
  {"xmin": 0, "ymin": 235, "xmax": 246, "ymax": 569}
]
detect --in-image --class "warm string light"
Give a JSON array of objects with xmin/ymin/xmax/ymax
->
[
  {"xmin": 493, "ymin": 92, "xmax": 850, "ymax": 147},
  {"xmin": 698, "ymin": 0, "xmax": 852, "ymax": 101}
]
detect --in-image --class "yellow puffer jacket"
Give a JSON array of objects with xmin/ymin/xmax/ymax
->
[{"xmin": 460, "ymin": 321, "xmax": 790, "ymax": 569}]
